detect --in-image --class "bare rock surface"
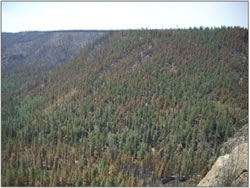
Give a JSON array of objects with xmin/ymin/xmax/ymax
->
[{"xmin": 198, "ymin": 142, "xmax": 248, "ymax": 186}]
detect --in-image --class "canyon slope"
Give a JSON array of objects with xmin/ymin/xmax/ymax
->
[{"xmin": 2, "ymin": 27, "xmax": 248, "ymax": 186}]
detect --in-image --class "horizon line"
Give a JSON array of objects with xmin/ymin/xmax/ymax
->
[{"xmin": 3, "ymin": 25, "xmax": 248, "ymax": 33}]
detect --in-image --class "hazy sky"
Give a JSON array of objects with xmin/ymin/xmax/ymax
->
[{"xmin": 2, "ymin": 2, "xmax": 248, "ymax": 32}]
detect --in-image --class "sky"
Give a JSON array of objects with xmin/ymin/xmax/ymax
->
[{"xmin": 2, "ymin": 2, "xmax": 248, "ymax": 32}]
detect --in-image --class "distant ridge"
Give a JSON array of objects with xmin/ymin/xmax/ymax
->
[{"xmin": 2, "ymin": 30, "xmax": 105, "ymax": 93}]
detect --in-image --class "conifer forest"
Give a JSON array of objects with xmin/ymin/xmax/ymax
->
[{"xmin": 2, "ymin": 27, "xmax": 248, "ymax": 186}]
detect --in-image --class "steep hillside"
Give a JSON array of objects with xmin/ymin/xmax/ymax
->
[
  {"xmin": 2, "ymin": 30, "xmax": 104, "ymax": 94},
  {"xmin": 1, "ymin": 27, "xmax": 248, "ymax": 186}
]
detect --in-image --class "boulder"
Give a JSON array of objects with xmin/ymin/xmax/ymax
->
[{"xmin": 198, "ymin": 143, "xmax": 248, "ymax": 186}]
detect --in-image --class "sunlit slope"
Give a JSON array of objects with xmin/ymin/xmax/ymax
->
[{"xmin": 2, "ymin": 27, "xmax": 248, "ymax": 186}]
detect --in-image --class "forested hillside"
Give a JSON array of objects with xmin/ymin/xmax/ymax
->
[
  {"xmin": 2, "ymin": 30, "xmax": 104, "ymax": 95},
  {"xmin": 2, "ymin": 27, "xmax": 248, "ymax": 186}
]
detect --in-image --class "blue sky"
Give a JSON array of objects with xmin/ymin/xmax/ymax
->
[{"xmin": 2, "ymin": 2, "xmax": 248, "ymax": 32}]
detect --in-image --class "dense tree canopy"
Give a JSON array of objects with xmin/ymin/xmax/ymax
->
[{"xmin": 2, "ymin": 27, "xmax": 248, "ymax": 186}]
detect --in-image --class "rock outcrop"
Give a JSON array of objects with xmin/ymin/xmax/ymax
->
[
  {"xmin": 198, "ymin": 142, "xmax": 248, "ymax": 186},
  {"xmin": 220, "ymin": 123, "xmax": 248, "ymax": 155}
]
